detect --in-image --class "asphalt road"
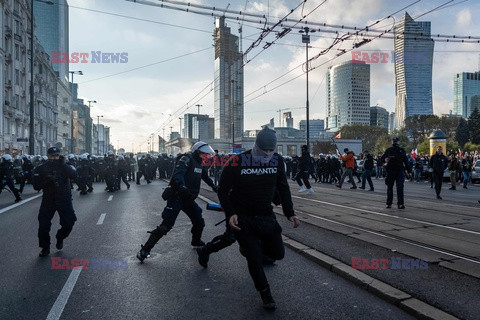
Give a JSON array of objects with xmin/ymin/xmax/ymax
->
[{"xmin": 0, "ymin": 180, "xmax": 414, "ymax": 320}]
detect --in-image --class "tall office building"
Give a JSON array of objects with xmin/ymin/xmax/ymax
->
[
  {"xmin": 326, "ymin": 60, "xmax": 370, "ymax": 130},
  {"xmin": 370, "ymin": 106, "xmax": 389, "ymax": 129},
  {"xmin": 34, "ymin": 0, "xmax": 69, "ymax": 84},
  {"xmin": 283, "ymin": 112, "xmax": 293, "ymax": 128},
  {"xmin": 394, "ymin": 12, "xmax": 434, "ymax": 129},
  {"xmin": 453, "ymin": 72, "xmax": 480, "ymax": 118},
  {"xmin": 388, "ymin": 112, "xmax": 396, "ymax": 134},
  {"xmin": 213, "ymin": 17, "xmax": 244, "ymax": 140},
  {"xmin": 299, "ymin": 119, "xmax": 325, "ymax": 138}
]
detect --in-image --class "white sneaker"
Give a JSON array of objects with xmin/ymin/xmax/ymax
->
[
  {"xmin": 307, "ymin": 188, "xmax": 314, "ymax": 194},
  {"xmin": 298, "ymin": 186, "xmax": 306, "ymax": 192}
]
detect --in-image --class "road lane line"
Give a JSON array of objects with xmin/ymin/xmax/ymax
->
[
  {"xmin": 292, "ymin": 195, "xmax": 480, "ymax": 236},
  {"xmin": 0, "ymin": 194, "xmax": 42, "ymax": 215},
  {"xmin": 97, "ymin": 213, "xmax": 106, "ymax": 225},
  {"xmin": 45, "ymin": 267, "xmax": 82, "ymax": 320},
  {"xmin": 107, "ymin": 195, "xmax": 113, "ymax": 201}
]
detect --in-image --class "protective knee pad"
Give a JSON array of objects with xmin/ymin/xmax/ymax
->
[{"xmin": 150, "ymin": 225, "xmax": 170, "ymax": 237}]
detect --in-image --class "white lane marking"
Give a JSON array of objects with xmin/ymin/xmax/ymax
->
[
  {"xmin": 0, "ymin": 194, "xmax": 42, "ymax": 215},
  {"xmin": 292, "ymin": 195, "xmax": 480, "ymax": 236},
  {"xmin": 45, "ymin": 267, "xmax": 83, "ymax": 320},
  {"xmin": 107, "ymin": 195, "xmax": 113, "ymax": 201},
  {"xmin": 97, "ymin": 213, "xmax": 106, "ymax": 225}
]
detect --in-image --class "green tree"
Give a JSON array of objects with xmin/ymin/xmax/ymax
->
[
  {"xmin": 463, "ymin": 142, "xmax": 480, "ymax": 153},
  {"xmin": 339, "ymin": 124, "xmax": 388, "ymax": 152},
  {"xmin": 446, "ymin": 139, "xmax": 459, "ymax": 155},
  {"xmin": 468, "ymin": 107, "xmax": 480, "ymax": 144},
  {"xmin": 416, "ymin": 140, "xmax": 430, "ymax": 155},
  {"xmin": 455, "ymin": 118, "xmax": 470, "ymax": 147},
  {"xmin": 312, "ymin": 141, "xmax": 336, "ymax": 155},
  {"xmin": 438, "ymin": 116, "xmax": 460, "ymax": 140},
  {"xmin": 403, "ymin": 114, "xmax": 439, "ymax": 147},
  {"xmin": 373, "ymin": 133, "xmax": 411, "ymax": 154}
]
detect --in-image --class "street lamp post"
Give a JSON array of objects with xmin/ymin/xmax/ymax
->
[
  {"xmin": 231, "ymin": 80, "xmax": 235, "ymax": 152},
  {"xmin": 96, "ymin": 115, "xmax": 103, "ymax": 155},
  {"xmin": 299, "ymin": 27, "xmax": 315, "ymax": 150},
  {"xmin": 69, "ymin": 70, "xmax": 83, "ymax": 153},
  {"xmin": 29, "ymin": 0, "xmax": 53, "ymax": 155}
]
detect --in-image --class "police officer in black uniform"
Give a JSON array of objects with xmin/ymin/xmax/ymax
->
[
  {"xmin": 429, "ymin": 146, "xmax": 448, "ymax": 199},
  {"xmin": 33, "ymin": 147, "xmax": 77, "ymax": 257},
  {"xmin": 136, "ymin": 141, "xmax": 217, "ymax": 262},
  {"xmin": 217, "ymin": 127, "xmax": 300, "ymax": 309},
  {"xmin": 76, "ymin": 154, "xmax": 95, "ymax": 195},
  {"xmin": 0, "ymin": 154, "xmax": 22, "ymax": 203},
  {"xmin": 380, "ymin": 137, "xmax": 409, "ymax": 209}
]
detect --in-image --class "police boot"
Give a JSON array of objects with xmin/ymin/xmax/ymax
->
[
  {"xmin": 260, "ymin": 287, "xmax": 276, "ymax": 310},
  {"xmin": 39, "ymin": 247, "xmax": 50, "ymax": 257},
  {"xmin": 196, "ymin": 246, "xmax": 210, "ymax": 268},
  {"xmin": 137, "ymin": 227, "xmax": 167, "ymax": 262}
]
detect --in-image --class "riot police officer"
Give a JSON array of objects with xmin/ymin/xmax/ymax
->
[
  {"xmin": 76, "ymin": 154, "xmax": 95, "ymax": 195},
  {"xmin": 380, "ymin": 137, "xmax": 409, "ymax": 209},
  {"xmin": 136, "ymin": 141, "xmax": 217, "ymax": 262},
  {"xmin": 216, "ymin": 127, "xmax": 300, "ymax": 309},
  {"xmin": 33, "ymin": 147, "xmax": 77, "ymax": 257},
  {"xmin": 0, "ymin": 154, "xmax": 22, "ymax": 203}
]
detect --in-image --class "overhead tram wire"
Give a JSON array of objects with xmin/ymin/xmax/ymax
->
[
  {"xmin": 245, "ymin": 0, "xmax": 477, "ymax": 104},
  {"xmin": 132, "ymin": 0, "xmax": 311, "ymax": 138}
]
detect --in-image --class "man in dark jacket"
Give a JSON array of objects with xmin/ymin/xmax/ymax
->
[
  {"xmin": 217, "ymin": 127, "xmax": 300, "ymax": 310},
  {"xmin": 429, "ymin": 146, "xmax": 448, "ymax": 199},
  {"xmin": 136, "ymin": 142, "xmax": 217, "ymax": 262},
  {"xmin": 295, "ymin": 145, "xmax": 313, "ymax": 193},
  {"xmin": 380, "ymin": 137, "xmax": 408, "ymax": 209},
  {"xmin": 33, "ymin": 147, "xmax": 77, "ymax": 257},
  {"xmin": 360, "ymin": 150, "xmax": 374, "ymax": 191}
]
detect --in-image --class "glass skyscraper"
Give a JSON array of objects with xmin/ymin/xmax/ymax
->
[
  {"xmin": 394, "ymin": 12, "xmax": 434, "ymax": 129},
  {"xmin": 34, "ymin": 0, "xmax": 69, "ymax": 84},
  {"xmin": 326, "ymin": 60, "xmax": 370, "ymax": 130},
  {"xmin": 453, "ymin": 72, "xmax": 480, "ymax": 118},
  {"xmin": 213, "ymin": 17, "xmax": 244, "ymax": 140}
]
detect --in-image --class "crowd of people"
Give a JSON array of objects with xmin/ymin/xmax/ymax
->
[{"xmin": 1, "ymin": 132, "xmax": 479, "ymax": 311}]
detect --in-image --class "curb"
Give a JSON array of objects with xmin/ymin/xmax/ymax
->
[
  {"xmin": 196, "ymin": 191, "xmax": 458, "ymax": 320},
  {"xmin": 282, "ymin": 235, "xmax": 458, "ymax": 320}
]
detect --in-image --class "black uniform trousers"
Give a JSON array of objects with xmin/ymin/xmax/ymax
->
[
  {"xmin": 385, "ymin": 170, "xmax": 405, "ymax": 206},
  {"xmin": 295, "ymin": 171, "xmax": 311, "ymax": 189},
  {"xmin": 234, "ymin": 214, "xmax": 285, "ymax": 292},
  {"xmin": 433, "ymin": 172, "xmax": 443, "ymax": 196},
  {"xmin": 38, "ymin": 200, "xmax": 77, "ymax": 248}
]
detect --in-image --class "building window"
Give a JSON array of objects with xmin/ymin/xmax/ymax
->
[
  {"xmin": 287, "ymin": 145, "xmax": 297, "ymax": 156},
  {"xmin": 15, "ymin": 44, "xmax": 20, "ymax": 60}
]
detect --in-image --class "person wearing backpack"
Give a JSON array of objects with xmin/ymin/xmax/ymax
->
[{"xmin": 136, "ymin": 141, "xmax": 217, "ymax": 262}]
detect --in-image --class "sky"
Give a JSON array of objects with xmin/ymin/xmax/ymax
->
[{"xmin": 66, "ymin": 0, "xmax": 480, "ymax": 152}]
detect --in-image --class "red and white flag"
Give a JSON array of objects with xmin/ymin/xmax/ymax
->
[{"xmin": 334, "ymin": 132, "xmax": 342, "ymax": 139}]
